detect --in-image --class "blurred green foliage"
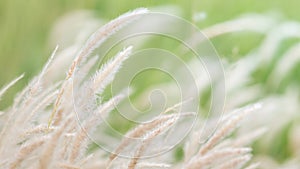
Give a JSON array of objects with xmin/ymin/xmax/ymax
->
[{"xmin": 1, "ymin": 0, "xmax": 300, "ymax": 108}]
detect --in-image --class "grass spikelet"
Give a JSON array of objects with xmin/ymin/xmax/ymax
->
[
  {"xmin": 0, "ymin": 74, "xmax": 24, "ymax": 101},
  {"xmin": 48, "ymin": 8, "xmax": 148, "ymax": 128},
  {"xmin": 108, "ymin": 112, "xmax": 195, "ymax": 165},
  {"xmin": 39, "ymin": 119, "xmax": 71, "ymax": 169},
  {"xmin": 9, "ymin": 138, "xmax": 46, "ymax": 169},
  {"xmin": 198, "ymin": 103, "xmax": 261, "ymax": 156},
  {"xmin": 69, "ymin": 93, "xmax": 125, "ymax": 163},
  {"xmin": 127, "ymin": 114, "xmax": 180, "ymax": 169},
  {"xmin": 67, "ymin": 8, "xmax": 148, "ymax": 79},
  {"xmin": 214, "ymin": 155, "xmax": 252, "ymax": 169},
  {"xmin": 186, "ymin": 148, "xmax": 252, "ymax": 168},
  {"xmin": 91, "ymin": 46, "xmax": 132, "ymax": 93}
]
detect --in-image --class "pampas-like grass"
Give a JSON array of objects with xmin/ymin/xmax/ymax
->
[
  {"xmin": 1, "ymin": 7, "xmax": 300, "ymax": 169},
  {"xmin": 0, "ymin": 8, "xmax": 149, "ymax": 169}
]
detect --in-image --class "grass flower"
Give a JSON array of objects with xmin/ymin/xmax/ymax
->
[{"xmin": 1, "ymin": 7, "xmax": 300, "ymax": 169}]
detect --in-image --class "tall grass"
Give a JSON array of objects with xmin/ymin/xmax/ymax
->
[{"xmin": 0, "ymin": 6, "xmax": 300, "ymax": 169}]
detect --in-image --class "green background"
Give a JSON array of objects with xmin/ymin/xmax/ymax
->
[
  {"xmin": 0, "ymin": 0, "xmax": 299, "ymax": 108},
  {"xmin": 1, "ymin": 0, "xmax": 300, "ymax": 163}
]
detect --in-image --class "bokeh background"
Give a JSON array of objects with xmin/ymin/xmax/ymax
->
[
  {"xmin": 1, "ymin": 0, "xmax": 300, "ymax": 166},
  {"xmin": 0, "ymin": 1, "xmax": 299, "ymax": 108}
]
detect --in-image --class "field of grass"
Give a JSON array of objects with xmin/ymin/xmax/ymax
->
[{"xmin": 1, "ymin": 1, "xmax": 300, "ymax": 168}]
